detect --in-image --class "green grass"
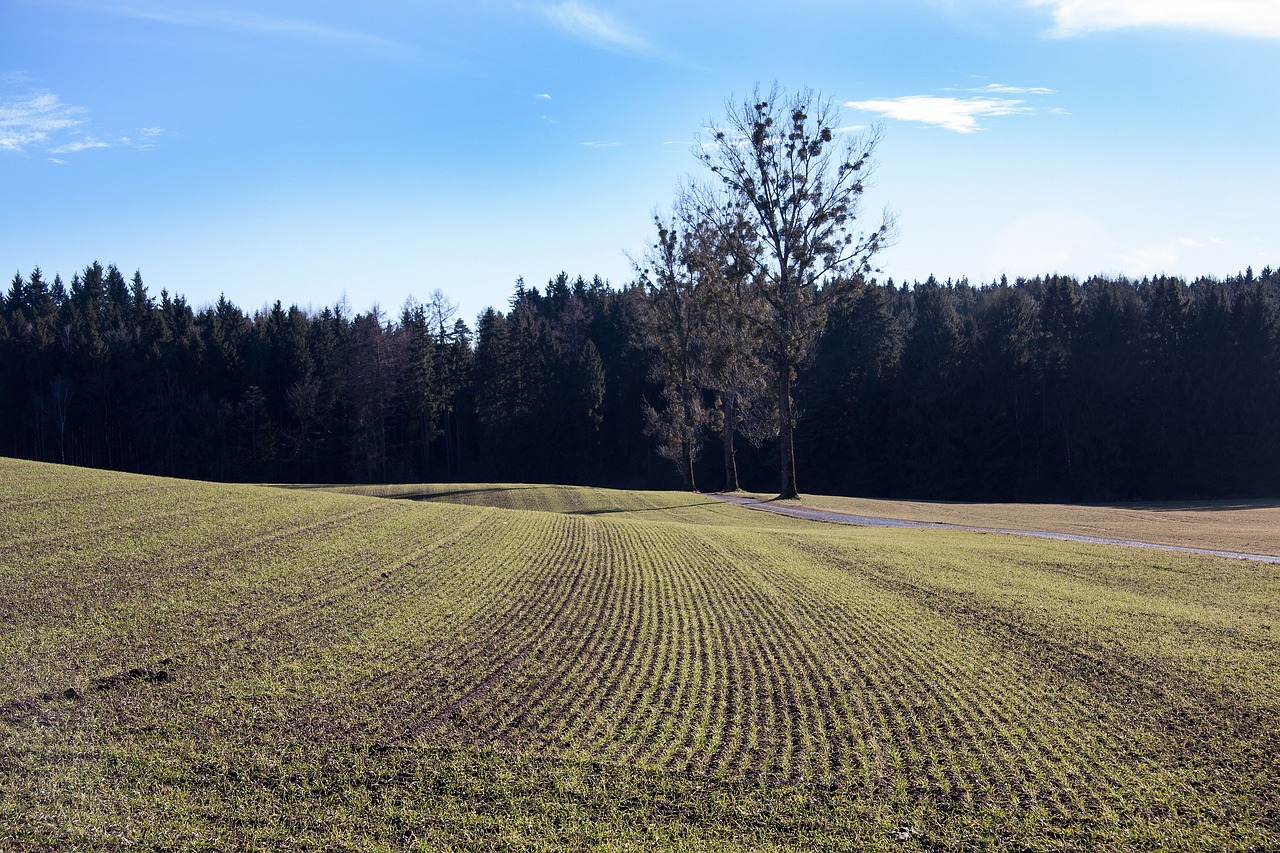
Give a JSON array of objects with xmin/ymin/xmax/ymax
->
[{"xmin": 3, "ymin": 460, "xmax": 1279, "ymax": 850}]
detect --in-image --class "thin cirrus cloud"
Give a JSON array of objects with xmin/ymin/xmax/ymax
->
[
  {"xmin": 52, "ymin": 0, "xmax": 396, "ymax": 47},
  {"xmin": 125, "ymin": 126, "xmax": 165, "ymax": 151},
  {"xmin": 0, "ymin": 91, "xmax": 88, "ymax": 152},
  {"xmin": 1, "ymin": 80, "xmax": 163, "ymax": 159},
  {"xmin": 1028, "ymin": 0, "xmax": 1280, "ymax": 38},
  {"xmin": 845, "ymin": 95, "xmax": 1039, "ymax": 133},
  {"xmin": 49, "ymin": 137, "xmax": 110, "ymax": 155},
  {"xmin": 1114, "ymin": 235, "xmax": 1223, "ymax": 277},
  {"xmin": 944, "ymin": 83, "xmax": 1054, "ymax": 95},
  {"xmin": 539, "ymin": 1, "xmax": 652, "ymax": 54}
]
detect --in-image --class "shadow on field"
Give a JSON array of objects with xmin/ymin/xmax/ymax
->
[
  {"xmin": 1098, "ymin": 498, "xmax": 1280, "ymax": 512},
  {"xmin": 399, "ymin": 486, "xmax": 539, "ymax": 502},
  {"xmin": 572, "ymin": 500, "xmax": 722, "ymax": 516},
  {"xmin": 269, "ymin": 483, "xmax": 345, "ymax": 490}
]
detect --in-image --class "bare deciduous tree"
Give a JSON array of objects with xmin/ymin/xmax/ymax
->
[
  {"xmin": 638, "ymin": 214, "xmax": 711, "ymax": 491},
  {"xmin": 695, "ymin": 84, "xmax": 894, "ymax": 498}
]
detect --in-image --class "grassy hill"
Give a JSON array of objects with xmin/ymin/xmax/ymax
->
[{"xmin": 3, "ymin": 459, "xmax": 1278, "ymax": 850}]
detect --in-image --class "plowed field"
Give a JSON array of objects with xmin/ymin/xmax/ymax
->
[{"xmin": 3, "ymin": 459, "xmax": 1278, "ymax": 850}]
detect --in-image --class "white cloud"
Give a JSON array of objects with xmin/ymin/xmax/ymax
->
[
  {"xmin": 125, "ymin": 126, "xmax": 164, "ymax": 150},
  {"xmin": 2, "ymin": 82, "xmax": 161, "ymax": 157},
  {"xmin": 1113, "ymin": 241, "xmax": 1182, "ymax": 275},
  {"xmin": 845, "ymin": 95, "xmax": 1036, "ymax": 133},
  {"xmin": 1115, "ymin": 234, "xmax": 1221, "ymax": 276},
  {"xmin": 61, "ymin": 1, "xmax": 395, "ymax": 47},
  {"xmin": 540, "ymin": 1, "xmax": 651, "ymax": 54},
  {"xmin": 1028, "ymin": 0, "xmax": 1280, "ymax": 38},
  {"xmin": 989, "ymin": 209, "xmax": 1225, "ymax": 280},
  {"xmin": 579, "ymin": 140, "xmax": 621, "ymax": 148},
  {"xmin": 0, "ymin": 91, "xmax": 88, "ymax": 152},
  {"xmin": 536, "ymin": 93, "xmax": 552, "ymax": 100},
  {"xmin": 947, "ymin": 83, "xmax": 1054, "ymax": 95},
  {"xmin": 989, "ymin": 209, "xmax": 1102, "ymax": 275},
  {"xmin": 50, "ymin": 136, "xmax": 109, "ymax": 154}
]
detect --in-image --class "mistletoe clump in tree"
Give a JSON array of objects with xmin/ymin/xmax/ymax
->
[{"xmin": 694, "ymin": 84, "xmax": 894, "ymax": 498}]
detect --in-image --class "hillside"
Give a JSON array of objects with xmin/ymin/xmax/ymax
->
[{"xmin": 3, "ymin": 459, "xmax": 1278, "ymax": 850}]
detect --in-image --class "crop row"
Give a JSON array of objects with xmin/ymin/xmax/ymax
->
[
  {"xmin": 329, "ymin": 481, "xmax": 774, "ymax": 527},
  {"xmin": 315, "ymin": 513, "xmax": 1275, "ymax": 838}
]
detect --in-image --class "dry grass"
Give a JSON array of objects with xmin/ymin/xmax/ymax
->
[{"xmin": 757, "ymin": 493, "xmax": 1280, "ymax": 556}]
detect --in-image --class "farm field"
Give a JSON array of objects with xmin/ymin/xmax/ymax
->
[
  {"xmin": 330, "ymin": 481, "xmax": 1280, "ymax": 556},
  {"xmin": 3, "ymin": 459, "xmax": 1279, "ymax": 850},
  {"xmin": 753, "ymin": 492, "xmax": 1280, "ymax": 558}
]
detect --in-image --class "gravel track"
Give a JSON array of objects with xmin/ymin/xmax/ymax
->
[{"xmin": 712, "ymin": 494, "xmax": 1280, "ymax": 564}]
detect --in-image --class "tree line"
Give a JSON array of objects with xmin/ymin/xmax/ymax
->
[
  {"xmin": 3, "ymin": 259, "xmax": 1278, "ymax": 500},
  {"xmin": 0, "ymin": 263, "xmax": 646, "ymax": 487},
  {"xmin": 5, "ymin": 84, "xmax": 1279, "ymax": 500}
]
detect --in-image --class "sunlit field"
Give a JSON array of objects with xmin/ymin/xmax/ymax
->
[
  {"xmin": 757, "ymin": 492, "xmax": 1280, "ymax": 557},
  {"xmin": 3, "ymin": 459, "xmax": 1278, "ymax": 850}
]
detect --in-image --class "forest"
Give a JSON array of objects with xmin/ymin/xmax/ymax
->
[{"xmin": 2, "ymin": 260, "xmax": 1278, "ymax": 502}]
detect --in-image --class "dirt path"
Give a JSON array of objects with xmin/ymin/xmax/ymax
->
[{"xmin": 712, "ymin": 494, "xmax": 1280, "ymax": 564}]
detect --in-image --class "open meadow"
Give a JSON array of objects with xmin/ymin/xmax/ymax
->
[{"xmin": 3, "ymin": 458, "xmax": 1279, "ymax": 850}]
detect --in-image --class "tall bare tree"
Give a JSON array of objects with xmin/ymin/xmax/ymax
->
[
  {"xmin": 638, "ymin": 214, "xmax": 712, "ymax": 491},
  {"xmin": 695, "ymin": 84, "xmax": 894, "ymax": 498},
  {"xmin": 679, "ymin": 199, "xmax": 772, "ymax": 492}
]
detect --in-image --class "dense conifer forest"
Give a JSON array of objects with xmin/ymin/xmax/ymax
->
[{"xmin": 3, "ymin": 261, "xmax": 1278, "ymax": 501}]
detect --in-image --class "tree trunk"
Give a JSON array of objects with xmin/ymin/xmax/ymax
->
[
  {"xmin": 444, "ymin": 407, "xmax": 454, "ymax": 476},
  {"xmin": 777, "ymin": 359, "xmax": 799, "ymax": 499},
  {"xmin": 722, "ymin": 394, "xmax": 739, "ymax": 492},
  {"xmin": 453, "ymin": 408, "xmax": 464, "ymax": 477},
  {"xmin": 683, "ymin": 437, "xmax": 699, "ymax": 492}
]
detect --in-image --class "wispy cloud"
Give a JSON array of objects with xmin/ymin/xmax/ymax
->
[
  {"xmin": 579, "ymin": 140, "xmax": 621, "ymax": 148},
  {"xmin": 1113, "ymin": 234, "xmax": 1223, "ymax": 276},
  {"xmin": 49, "ymin": 136, "xmax": 109, "ymax": 154},
  {"xmin": 1028, "ymin": 0, "xmax": 1280, "ymax": 38},
  {"xmin": 845, "ymin": 95, "xmax": 1038, "ymax": 133},
  {"xmin": 536, "ymin": 93, "xmax": 552, "ymax": 100},
  {"xmin": 55, "ymin": 1, "xmax": 396, "ymax": 47},
  {"xmin": 0, "ymin": 91, "xmax": 88, "ymax": 152},
  {"xmin": 118, "ymin": 126, "xmax": 164, "ymax": 151},
  {"xmin": 2, "ymin": 80, "xmax": 163, "ymax": 157},
  {"xmin": 990, "ymin": 209, "xmax": 1227, "ymax": 280},
  {"xmin": 945, "ymin": 83, "xmax": 1054, "ymax": 95},
  {"xmin": 539, "ymin": 1, "xmax": 651, "ymax": 54}
]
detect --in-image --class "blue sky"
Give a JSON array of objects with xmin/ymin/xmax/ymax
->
[{"xmin": 3, "ymin": 0, "xmax": 1277, "ymax": 324}]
